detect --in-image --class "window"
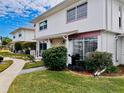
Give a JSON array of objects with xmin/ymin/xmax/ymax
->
[
  {"xmin": 84, "ymin": 37, "xmax": 97, "ymax": 57},
  {"xmin": 39, "ymin": 20, "xmax": 47, "ymax": 31},
  {"xmin": 19, "ymin": 34, "xmax": 22, "ymax": 37},
  {"xmin": 67, "ymin": 8, "xmax": 76, "ymax": 22},
  {"xmin": 77, "ymin": 3, "xmax": 87, "ymax": 19},
  {"xmin": 39, "ymin": 43, "xmax": 47, "ymax": 56},
  {"xmin": 13, "ymin": 36, "xmax": 15, "ymax": 39},
  {"xmin": 73, "ymin": 37, "xmax": 97, "ymax": 61},
  {"xmin": 119, "ymin": 6, "xmax": 122, "ymax": 29},
  {"xmin": 34, "ymin": 24, "xmax": 36, "ymax": 27},
  {"xmin": 67, "ymin": 2, "xmax": 87, "ymax": 22}
]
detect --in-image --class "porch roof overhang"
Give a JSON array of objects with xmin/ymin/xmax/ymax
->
[
  {"xmin": 117, "ymin": 33, "xmax": 124, "ymax": 37},
  {"xmin": 11, "ymin": 40, "xmax": 36, "ymax": 44},
  {"xmin": 35, "ymin": 30, "xmax": 78, "ymax": 41}
]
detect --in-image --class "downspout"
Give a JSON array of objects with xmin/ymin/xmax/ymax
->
[
  {"xmin": 111, "ymin": 0, "xmax": 113, "ymax": 30},
  {"xmin": 105, "ymin": 0, "xmax": 108, "ymax": 30},
  {"xmin": 105, "ymin": 0, "xmax": 108, "ymax": 51},
  {"xmin": 115, "ymin": 35, "xmax": 119, "ymax": 62}
]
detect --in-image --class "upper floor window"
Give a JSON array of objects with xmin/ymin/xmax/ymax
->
[
  {"xmin": 13, "ymin": 36, "xmax": 15, "ymax": 39},
  {"xmin": 77, "ymin": 3, "xmax": 87, "ymax": 19},
  {"xmin": 67, "ymin": 8, "xmax": 76, "ymax": 22},
  {"xmin": 19, "ymin": 34, "xmax": 22, "ymax": 37},
  {"xmin": 39, "ymin": 20, "xmax": 47, "ymax": 31},
  {"xmin": 119, "ymin": 6, "xmax": 122, "ymax": 29},
  {"xmin": 67, "ymin": 2, "xmax": 87, "ymax": 23}
]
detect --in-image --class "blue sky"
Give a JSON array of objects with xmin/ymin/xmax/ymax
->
[{"xmin": 0, "ymin": 0, "xmax": 64, "ymax": 37}]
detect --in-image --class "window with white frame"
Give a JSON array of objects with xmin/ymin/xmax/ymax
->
[
  {"xmin": 39, "ymin": 20, "xmax": 47, "ymax": 31},
  {"xmin": 73, "ymin": 37, "xmax": 97, "ymax": 61},
  {"xmin": 67, "ymin": 8, "xmax": 76, "ymax": 22},
  {"xmin": 67, "ymin": 2, "xmax": 87, "ymax": 22},
  {"xmin": 13, "ymin": 36, "xmax": 15, "ymax": 39},
  {"xmin": 19, "ymin": 34, "xmax": 22, "ymax": 37},
  {"xmin": 77, "ymin": 3, "xmax": 87, "ymax": 19}
]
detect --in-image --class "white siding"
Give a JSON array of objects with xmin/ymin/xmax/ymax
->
[
  {"xmin": 12, "ymin": 30, "xmax": 35, "ymax": 42},
  {"xmin": 98, "ymin": 31, "xmax": 121, "ymax": 65},
  {"xmin": 107, "ymin": 0, "xmax": 124, "ymax": 33},
  {"xmin": 12, "ymin": 30, "xmax": 24, "ymax": 42},
  {"xmin": 35, "ymin": 0, "xmax": 106, "ymax": 38}
]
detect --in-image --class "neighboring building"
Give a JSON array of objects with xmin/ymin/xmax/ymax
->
[
  {"xmin": 31, "ymin": 0, "xmax": 124, "ymax": 66},
  {"xmin": 10, "ymin": 27, "xmax": 35, "ymax": 42},
  {"xmin": 10, "ymin": 27, "xmax": 36, "ymax": 55}
]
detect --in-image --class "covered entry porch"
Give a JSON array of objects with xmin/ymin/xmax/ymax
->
[
  {"xmin": 35, "ymin": 30, "xmax": 101, "ymax": 65},
  {"xmin": 35, "ymin": 31, "xmax": 77, "ymax": 60}
]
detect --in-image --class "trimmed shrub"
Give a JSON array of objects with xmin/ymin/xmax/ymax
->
[
  {"xmin": 42, "ymin": 46, "xmax": 67, "ymax": 71},
  {"xmin": 85, "ymin": 51, "xmax": 113, "ymax": 72},
  {"xmin": 0, "ymin": 56, "xmax": 4, "ymax": 63},
  {"xmin": 15, "ymin": 42, "xmax": 22, "ymax": 51},
  {"xmin": 28, "ymin": 55, "xmax": 35, "ymax": 62},
  {"xmin": 106, "ymin": 66, "xmax": 119, "ymax": 73}
]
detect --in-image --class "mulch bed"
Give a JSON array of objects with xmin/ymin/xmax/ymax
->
[
  {"xmin": 69, "ymin": 66, "xmax": 124, "ymax": 77},
  {"xmin": 102, "ymin": 66, "xmax": 124, "ymax": 76}
]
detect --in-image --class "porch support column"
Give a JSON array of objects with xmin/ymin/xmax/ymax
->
[
  {"xmin": 47, "ymin": 39, "xmax": 51, "ymax": 49},
  {"xmin": 65, "ymin": 36, "xmax": 71, "ymax": 66},
  {"xmin": 13, "ymin": 43, "xmax": 15, "ymax": 53},
  {"xmin": 36, "ymin": 41, "xmax": 40, "ymax": 58}
]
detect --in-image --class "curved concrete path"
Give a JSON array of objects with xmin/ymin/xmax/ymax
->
[
  {"xmin": 0, "ymin": 58, "xmax": 26, "ymax": 93},
  {"xmin": 20, "ymin": 66, "xmax": 47, "ymax": 75}
]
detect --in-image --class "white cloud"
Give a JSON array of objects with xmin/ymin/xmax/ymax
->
[{"xmin": 0, "ymin": 0, "xmax": 64, "ymax": 17}]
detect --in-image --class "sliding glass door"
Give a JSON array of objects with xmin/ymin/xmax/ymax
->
[
  {"xmin": 73, "ymin": 37, "xmax": 97, "ymax": 61},
  {"xmin": 73, "ymin": 39, "xmax": 84, "ymax": 61},
  {"xmin": 39, "ymin": 43, "xmax": 47, "ymax": 56}
]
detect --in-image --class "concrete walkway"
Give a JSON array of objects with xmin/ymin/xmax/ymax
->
[
  {"xmin": 20, "ymin": 66, "xmax": 47, "ymax": 75},
  {"xmin": 0, "ymin": 58, "xmax": 26, "ymax": 93}
]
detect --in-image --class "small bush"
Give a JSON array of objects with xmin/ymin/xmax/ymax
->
[
  {"xmin": 42, "ymin": 46, "xmax": 67, "ymax": 71},
  {"xmin": 28, "ymin": 55, "xmax": 35, "ymax": 62},
  {"xmin": 0, "ymin": 56, "xmax": 4, "ymax": 62},
  {"xmin": 15, "ymin": 42, "xmax": 22, "ymax": 51},
  {"xmin": 106, "ymin": 66, "xmax": 119, "ymax": 73},
  {"xmin": 85, "ymin": 51, "xmax": 113, "ymax": 72}
]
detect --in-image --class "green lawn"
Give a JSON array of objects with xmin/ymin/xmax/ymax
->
[
  {"xmin": 0, "ymin": 60, "xmax": 13, "ymax": 72},
  {"xmin": 8, "ymin": 70, "xmax": 124, "ymax": 93},
  {"xmin": 0, "ymin": 52, "xmax": 31, "ymax": 60},
  {"xmin": 23, "ymin": 61, "xmax": 44, "ymax": 69}
]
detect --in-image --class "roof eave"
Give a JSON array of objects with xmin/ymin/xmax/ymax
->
[
  {"xmin": 31, "ymin": 0, "xmax": 80, "ymax": 24},
  {"xmin": 10, "ymin": 27, "xmax": 34, "ymax": 35}
]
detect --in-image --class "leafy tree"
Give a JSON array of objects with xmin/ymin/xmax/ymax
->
[
  {"xmin": 2, "ymin": 37, "xmax": 12, "ymax": 45},
  {"xmin": 15, "ymin": 42, "xmax": 22, "ymax": 51}
]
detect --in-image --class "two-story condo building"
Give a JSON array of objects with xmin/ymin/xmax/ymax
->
[
  {"xmin": 10, "ymin": 27, "xmax": 36, "ymax": 54},
  {"xmin": 32, "ymin": 0, "xmax": 124, "ymax": 66}
]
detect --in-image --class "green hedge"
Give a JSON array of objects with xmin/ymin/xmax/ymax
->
[
  {"xmin": 85, "ymin": 51, "xmax": 113, "ymax": 72},
  {"xmin": 0, "ymin": 56, "xmax": 3, "ymax": 62},
  {"xmin": 42, "ymin": 46, "xmax": 67, "ymax": 71},
  {"xmin": 106, "ymin": 66, "xmax": 119, "ymax": 73},
  {"xmin": 0, "ymin": 52, "xmax": 31, "ymax": 60},
  {"xmin": 23, "ymin": 61, "xmax": 44, "ymax": 69}
]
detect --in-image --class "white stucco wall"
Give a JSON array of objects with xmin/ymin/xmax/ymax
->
[
  {"xmin": 23, "ymin": 30, "xmax": 35, "ymax": 42},
  {"xmin": 35, "ymin": 0, "xmax": 106, "ymax": 38},
  {"xmin": 98, "ymin": 31, "xmax": 121, "ymax": 65},
  {"xmin": 121, "ymin": 37, "xmax": 124, "ymax": 64},
  {"xmin": 34, "ymin": 0, "xmax": 124, "ymax": 65},
  {"xmin": 12, "ymin": 30, "xmax": 35, "ymax": 42},
  {"xmin": 12, "ymin": 30, "xmax": 24, "ymax": 42},
  {"xmin": 106, "ymin": 0, "xmax": 124, "ymax": 33}
]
